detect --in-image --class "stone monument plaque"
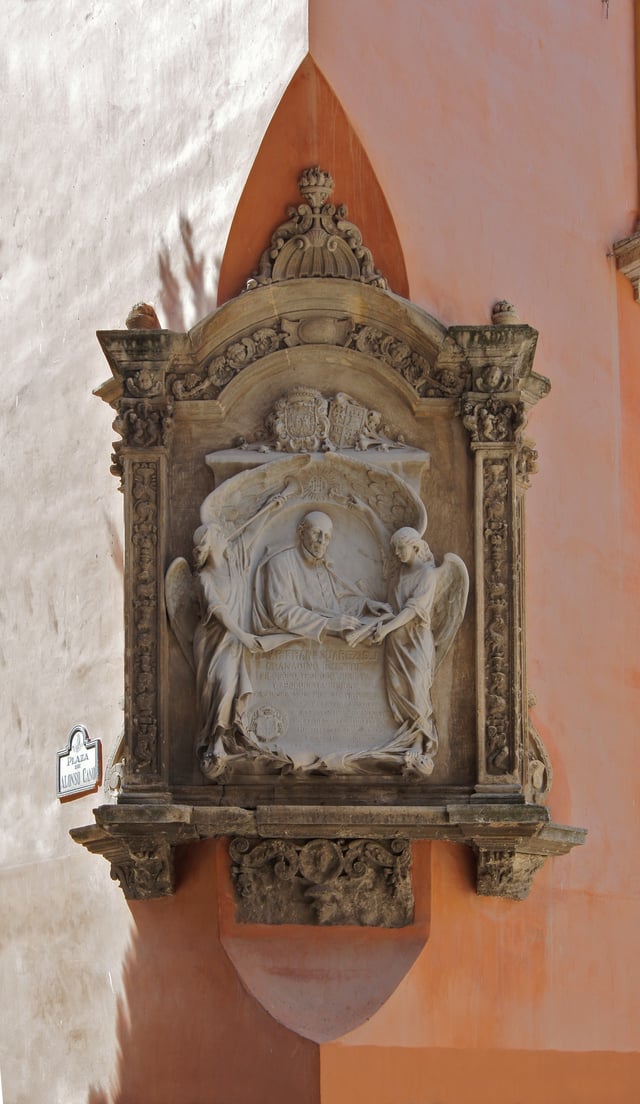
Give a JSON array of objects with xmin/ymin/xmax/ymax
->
[{"xmin": 72, "ymin": 167, "xmax": 586, "ymax": 910}]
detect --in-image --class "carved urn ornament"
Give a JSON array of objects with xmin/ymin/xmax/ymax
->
[{"xmin": 74, "ymin": 168, "xmax": 585, "ymax": 915}]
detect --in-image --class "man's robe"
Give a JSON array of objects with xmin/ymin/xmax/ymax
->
[{"xmin": 253, "ymin": 546, "xmax": 365, "ymax": 640}]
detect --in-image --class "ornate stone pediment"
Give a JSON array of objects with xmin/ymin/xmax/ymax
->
[{"xmin": 77, "ymin": 168, "xmax": 586, "ymax": 913}]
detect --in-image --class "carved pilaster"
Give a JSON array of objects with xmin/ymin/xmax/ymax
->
[
  {"xmin": 458, "ymin": 310, "xmax": 549, "ymax": 798},
  {"xmin": 479, "ymin": 452, "xmax": 517, "ymax": 777},
  {"xmin": 464, "ymin": 408, "xmax": 522, "ymax": 789},
  {"xmin": 229, "ymin": 836, "xmax": 414, "ymax": 927},
  {"xmin": 123, "ymin": 455, "xmax": 168, "ymax": 793},
  {"xmin": 94, "ymin": 329, "xmax": 174, "ymax": 799}
]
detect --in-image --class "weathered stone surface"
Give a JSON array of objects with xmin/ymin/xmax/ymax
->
[
  {"xmin": 80, "ymin": 176, "xmax": 586, "ymax": 910},
  {"xmin": 72, "ymin": 802, "xmax": 586, "ymax": 902},
  {"xmin": 229, "ymin": 836, "xmax": 413, "ymax": 926},
  {"xmin": 246, "ymin": 167, "xmax": 388, "ymax": 290}
]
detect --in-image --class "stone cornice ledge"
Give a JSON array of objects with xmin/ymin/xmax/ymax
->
[
  {"xmin": 613, "ymin": 227, "xmax": 640, "ymax": 299},
  {"xmin": 71, "ymin": 804, "xmax": 586, "ymax": 904}
]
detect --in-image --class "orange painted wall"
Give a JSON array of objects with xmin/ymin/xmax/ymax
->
[
  {"xmin": 67, "ymin": 3, "xmax": 640, "ymax": 1101},
  {"xmin": 295, "ymin": 0, "xmax": 640, "ymax": 1099},
  {"xmin": 217, "ymin": 57, "xmax": 409, "ymax": 303},
  {"xmin": 92, "ymin": 842, "xmax": 320, "ymax": 1104}
]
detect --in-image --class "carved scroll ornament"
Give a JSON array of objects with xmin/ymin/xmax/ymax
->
[
  {"xmin": 246, "ymin": 167, "xmax": 387, "ymax": 290},
  {"xmin": 230, "ymin": 836, "xmax": 413, "ymax": 926}
]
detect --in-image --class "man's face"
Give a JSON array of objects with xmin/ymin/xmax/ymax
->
[{"xmin": 300, "ymin": 514, "xmax": 333, "ymax": 560}]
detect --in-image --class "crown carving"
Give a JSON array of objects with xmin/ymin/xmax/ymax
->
[{"xmin": 247, "ymin": 167, "xmax": 388, "ymax": 291}]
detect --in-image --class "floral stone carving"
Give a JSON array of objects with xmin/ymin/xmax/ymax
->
[{"xmin": 229, "ymin": 837, "xmax": 413, "ymax": 926}]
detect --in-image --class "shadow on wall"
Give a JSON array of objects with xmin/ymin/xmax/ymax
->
[
  {"xmin": 86, "ymin": 841, "xmax": 320, "ymax": 1104},
  {"xmin": 157, "ymin": 216, "xmax": 219, "ymax": 331}
]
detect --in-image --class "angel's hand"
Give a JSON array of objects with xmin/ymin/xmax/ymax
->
[
  {"xmin": 367, "ymin": 600, "xmax": 393, "ymax": 618},
  {"xmin": 327, "ymin": 615, "xmax": 362, "ymax": 635},
  {"xmin": 345, "ymin": 624, "xmax": 369, "ymax": 647}
]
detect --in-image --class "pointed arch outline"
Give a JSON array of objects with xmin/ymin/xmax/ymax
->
[{"xmin": 217, "ymin": 55, "xmax": 409, "ymax": 304}]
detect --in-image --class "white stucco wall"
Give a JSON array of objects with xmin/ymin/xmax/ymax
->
[{"xmin": 0, "ymin": 3, "xmax": 307, "ymax": 1100}]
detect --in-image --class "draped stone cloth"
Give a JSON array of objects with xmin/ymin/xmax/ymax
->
[
  {"xmin": 193, "ymin": 539, "xmax": 252, "ymax": 757},
  {"xmin": 384, "ymin": 560, "xmax": 439, "ymax": 754}
]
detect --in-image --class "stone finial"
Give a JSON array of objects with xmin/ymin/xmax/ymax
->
[
  {"xmin": 491, "ymin": 300, "xmax": 520, "ymax": 326},
  {"xmin": 126, "ymin": 302, "xmax": 161, "ymax": 330},
  {"xmin": 298, "ymin": 166, "xmax": 335, "ymax": 208}
]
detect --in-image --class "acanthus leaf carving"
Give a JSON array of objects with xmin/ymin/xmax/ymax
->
[
  {"xmin": 110, "ymin": 837, "xmax": 174, "ymax": 899},
  {"xmin": 168, "ymin": 324, "xmax": 286, "ymax": 400},
  {"xmin": 111, "ymin": 398, "xmax": 173, "ymax": 486},
  {"xmin": 474, "ymin": 846, "xmax": 547, "ymax": 901},
  {"xmin": 462, "ymin": 396, "xmax": 526, "ymax": 444},
  {"xmin": 229, "ymin": 836, "xmax": 413, "ymax": 926}
]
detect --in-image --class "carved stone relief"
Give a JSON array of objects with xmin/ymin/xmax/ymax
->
[
  {"xmin": 166, "ymin": 319, "xmax": 471, "ymax": 403},
  {"xmin": 129, "ymin": 460, "xmax": 162, "ymax": 778},
  {"xmin": 524, "ymin": 695, "xmax": 553, "ymax": 806},
  {"xmin": 230, "ymin": 836, "xmax": 413, "ymax": 926},
  {"xmin": 75, "ymin": 168, "xmax": 586, "ymax": 911},
  {"xmin": 246, "ymin": 167, "xmax": 387, "ymax": 290},
  {"xmin": 165, "ymin": 389, "xmax": 468, "ymax": 782},
  {"xmin": 474, "ymin": 847, "xmax": 547, "ymax": 901},
  {"xmin": 481, "ymin": 456, "xmax": 513, "ymax": 775},
  {"xmin": 111, "ymin": 837, "xmax": 175, "ymax": 900}
]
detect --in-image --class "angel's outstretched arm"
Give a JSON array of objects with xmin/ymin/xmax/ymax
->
[{"xmin": 226, "ymin": 477, "xmax": 300, "ymax": 551}]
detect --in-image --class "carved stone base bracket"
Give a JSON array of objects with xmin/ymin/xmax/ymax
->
[
  {"xmin": 475, "ymin": 848, "xmax": 547, "ymax": 901},
  {"xmin": 72, "ymin": 803, "xmax": 585, "ymax": 908},
  {"xmin": 473, "ymin": 820, "xmax": 585, "ymax": 900},
  {"xmin": 229, "ymin": 837, "xmax": 413, "ymax": 926}
]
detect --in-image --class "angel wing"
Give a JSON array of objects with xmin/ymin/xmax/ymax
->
[
  {"xmin": 165, "ymin": 557, "xmax": 200, "ymax": 673},
  {"xmin": 431, "ymin": 553, "xmax": 469, "ymax": 672}
]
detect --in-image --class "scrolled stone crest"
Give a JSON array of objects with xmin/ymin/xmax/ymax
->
[{"xmin": 247, "ymin": 167, "xmax": 388, "ymax": 290}]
